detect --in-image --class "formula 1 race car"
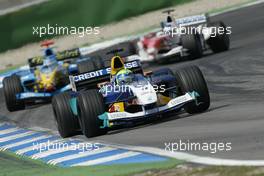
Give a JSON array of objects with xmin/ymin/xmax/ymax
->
[
  {"xmin": 52, "ymin": 49, "xmax": 210, "ymax": 138},
  {"xmin": 3, "ymin": 41, "xmax": 87, "ymax": 112},
  {"xmin": 137, "ymin": 10, "xmax": 230, "ymax": 63}
]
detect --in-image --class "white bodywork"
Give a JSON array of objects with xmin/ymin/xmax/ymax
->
[
  {"xmin": 138, "ymin": 43, "xmax": 186, "ymax": 62},
  {"xmin": 128, "ymin": 82, "xmax": 157, "ymax": 105},
  {"xmin": 103, "ymin": 79, "xmax": 196, "ymax": 121},
  {"xmin": 106, "ymin": 93, "xmax": 195, "ymax": 121},
  {"xmin": 138, "ymin": 14, "xmax": 216, "ymax": 62}
]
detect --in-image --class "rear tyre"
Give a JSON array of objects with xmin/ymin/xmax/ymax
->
[
  {"xmin": 77, "ymin": 89, "xmax": 107, "ymax": 138},
  {"xmin": 181, "ymin": 30, "xmax": 203, "ymax": 60},
  {"xmin": 52, "ymin": 92, "xmax": 80, "ymax": 138},
  {"xmin": 175, "ymin": 66, "xmax": 210, "ymax": 114},
  {"xmin": 207, "ymin": 21, "xmax": 230, "ymax": 53},
  {"xmin": 3, "ymin": 75, "xmax": 25, "ymax": 112}
]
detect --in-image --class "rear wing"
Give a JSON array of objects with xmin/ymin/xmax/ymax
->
[
  {"xmin": 28, "ymin": 48, "xmax": 81, "ymax": 68},
  {"xmin": 175, "ymin": 14, "xmax": 209, "ymax": 26},
  {"xmin": 69, "ymin": 60, "xmax": 142, "ymax": 91}
]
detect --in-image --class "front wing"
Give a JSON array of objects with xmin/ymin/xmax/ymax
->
[
  {"xmin": 99, "ymin": 92, "xmax": 198, "ymax": 128},
  {"xmin": 16, "ymin": 84, "xmax": 71, "ymax": 100}
]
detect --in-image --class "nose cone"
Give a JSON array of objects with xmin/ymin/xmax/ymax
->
[
  {"xmin": 46, "ymin": 86, "xmax": 55, "ymax": 91},
  {"xmin": 130, "ymin": 84, "xmax": 157, "ymax": 105},
  {"xmin": 40, "ymin": 74, "xmax": 56, "ymax": 91},
  {"xmin": 44, "ymin": 81, "xmax": 55, "ymax": 91}
]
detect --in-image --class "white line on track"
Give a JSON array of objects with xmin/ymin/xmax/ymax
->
[
  {"xmin": 31, "ymin": 143, "xmax": 88, "ymax": 159},
  {"xmin": 71, "ymin": 151, "xmax": 141, "ymax": 166},
  {"xmin": 0, "ymin": 131, "xmax": 36, "ymax": 143},
  {"xmin": 99, "ymin": 142, "xmax": 264, "ymax": 166},
  {"xmin": 0, "ymin": 135, "xmax": 51, "ymax": 151},
  {"xmin": 16, "ymin": 139, "xmax": 64, "ymax": 155},
  {"xmin": 47, "ymin": 147, "xmax": 115, "ymax": 165},
  {"xmin": 0, "ymin": 127, "xmax": 20, "ymax": 135}
]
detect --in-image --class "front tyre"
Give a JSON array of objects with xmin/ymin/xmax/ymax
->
[
  {"xmin": 207, "ymin": 21, "xmax": 230, "ymax": 53},
  {"xmin": 52, "ymin": 92, "xmax": 80, "ymax": 138},
  {"xmin": 3, "ymin": 75, "xmax": 25, "ymax": 112},
  {"xmin": 77, "ymin": 89, "xmax": 107, "ymax": 138},
  {"xmin": 175, "ymin": 66, "xmax": 210, "ymax": 114},
  {"xmin": 181, "ymin": 30, "xmax": 203, "ymax": 60}
]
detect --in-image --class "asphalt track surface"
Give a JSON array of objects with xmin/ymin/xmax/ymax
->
[{"xmin": 0, "ymin": 3, "xmax": 264, "ymax": 160}]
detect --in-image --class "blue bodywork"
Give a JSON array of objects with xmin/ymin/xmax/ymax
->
[
  {"xmin": 11, "ymin": 47, "xmax": 88, "ymax": 101},
  {"xmin": 16, "ymin": 84, "xmax": 72, "ymax": 100}
]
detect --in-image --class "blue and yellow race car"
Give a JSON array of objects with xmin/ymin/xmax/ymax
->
[{"xmin": 3, "ymin": 41, "xmax": 88, "ymax": 112}]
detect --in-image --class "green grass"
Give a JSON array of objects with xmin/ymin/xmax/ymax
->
[
  {"xmin": 0, "ymin": 0, "xmax": 193, "ymax": 53},
  {"xmin": 0, "ymin": 151, "xmax": 182, "ymax": 176},
  {"xmin": 141, "ymin": 165, "xmax": 264, "ymax": 176},
  {"xmin": 2, "ymin": 150, "xmax": 263, "ymax": 176},
  {"xmin": 195, "ymin": 166, "xmax": 262, "ymax": 176},
  {"xmin": 0, "ymin": 151, "xmax": 55, "ymax": 176}
]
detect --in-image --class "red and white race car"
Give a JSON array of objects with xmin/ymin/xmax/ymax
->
[
  {"xmin": 137, "ymin": 10, "xmax": 230, "ymax": 63},
  {"xmin": 137, "ymin": 31, "xmax": 185, "ymax": 63}
]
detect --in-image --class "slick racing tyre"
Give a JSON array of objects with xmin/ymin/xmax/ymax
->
[
  {"xmin": 181, "ymin": 30, "xmax": 203, "ymax": 60},
  {"xmin": 207, "ymin": 21, "xmax": 230, "ymax": 53},
  {"xmin": 77, "ymin": 89, "xmax": 107, "ymax": 138},
  {"xmin": 52, "ymin": 92, "xmax": 81, "ymax": 138},
  {"xmin": 3, "ymin": 75, "xmax": 25, "ymax": 112},
  {"xmin": 175, "ymin": 66, "xmax": 210, "ymax": 114}
]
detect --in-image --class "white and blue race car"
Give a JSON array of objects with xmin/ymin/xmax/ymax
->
[{"xmin": 52, "ymin": 51, "xmax": 210, "ymax": 138}]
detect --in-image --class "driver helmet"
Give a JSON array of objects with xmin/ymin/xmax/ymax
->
[
  {"xmin": 43, "ymin": 56, "xmax": 58, "ymax": 68},
  {"xmin": 115, "ymin": 69, "xmax": 133, "ymax": 85}
]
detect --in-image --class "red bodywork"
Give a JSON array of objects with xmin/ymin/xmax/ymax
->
[{"xmin": 140, "ymin": 33, "xmax": 170, "ymax": 54}]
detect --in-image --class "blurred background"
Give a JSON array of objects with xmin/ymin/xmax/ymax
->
[{"xmin": 0, "ymin": 0, "xmax": 189, "ymax": 52}]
